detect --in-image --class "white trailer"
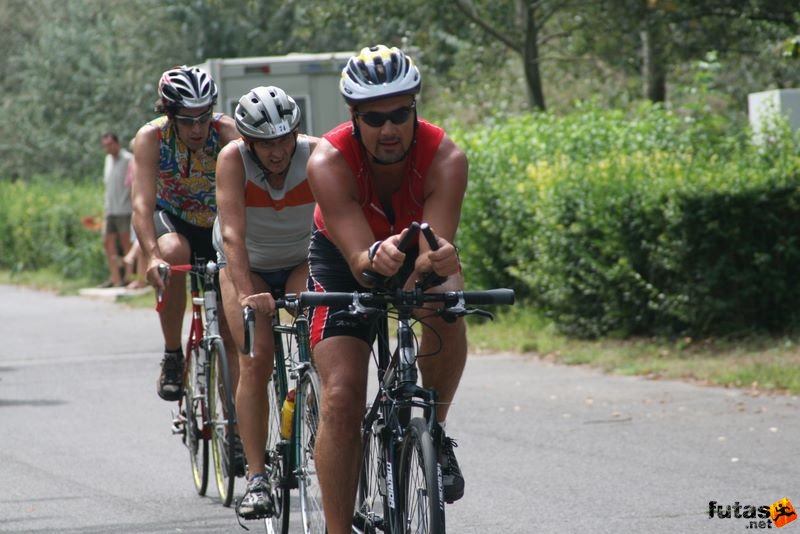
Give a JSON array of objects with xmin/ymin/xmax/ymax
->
[{"xmin": 198, "ymin": 52, "xmax": 354, "ymax": 136}]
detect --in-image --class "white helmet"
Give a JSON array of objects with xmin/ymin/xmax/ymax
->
[
  {"xmin": 340, "ymin": 45, "xmax": 421, "ymax": 105},
  {"xmin": 235, "ymin": 86, "xmax": 301, "ymax": 139},
  {"xmin": 158, "ymin": 66, "xmax": 217, "ymax": 110}
]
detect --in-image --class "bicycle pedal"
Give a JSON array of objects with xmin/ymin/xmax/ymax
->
[{"xmin": 170, "ymin": 413, "xmax": 186, "ymax": 435}]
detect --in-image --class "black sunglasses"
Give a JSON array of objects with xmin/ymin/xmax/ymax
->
[
  {"xmin": 173, "ymin": 109, "xmax": 214, "ymax": 127},
  {"xmin": 355, "ymin": 105, "xmax": 415, "ymax": 128}
]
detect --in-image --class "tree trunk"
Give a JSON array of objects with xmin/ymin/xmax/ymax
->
[
  {"xmin": 521, "ymin": 0, "xmax": 546, "ymax": 110},
  {"xmin": 640, "ymin": 22, "xmax": 666, "ymax": 102}
]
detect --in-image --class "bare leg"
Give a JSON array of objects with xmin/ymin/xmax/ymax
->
[
  {"xmin": 313, "ymin": 336, "xmax": 370, "ymax": 534},
  {"xmin": 103, "ymin": 232, "xmax": 123, "ymax": 286},
  {"xmin": 416, "ymin": 272, "xmax": 467, "ymax": 422},
  {"xmin": 155, "ymin": 233, "xmax": 191, "ymax": 350},
  {"xmin": 219, "ymin": 267, "xmax": 272, "ymax": 477},
  {"xmin": 117, "ymin": 230, "xmax": 132, "ymax": 281}
]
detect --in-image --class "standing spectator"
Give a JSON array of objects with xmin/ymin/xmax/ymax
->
[{"xmin": 99, "ymin": 132, "xmax": 133, "ymax": 288}]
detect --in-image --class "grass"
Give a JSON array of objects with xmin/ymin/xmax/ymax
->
[
  {"xmin": 3, "ymin": 269, "xmax": 799, "ymax": 395},
  {"xmin": 466, "ymin": 305, "xmax": 800, "ymax": 395},
  {"xmin": 0, "ymin": 268, "xmax": 95, "ymax": 295}
]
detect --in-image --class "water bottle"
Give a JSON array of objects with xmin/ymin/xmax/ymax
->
[{"xmin": 280, "ymin": 388, "xmax": 296, "ymax": 439}]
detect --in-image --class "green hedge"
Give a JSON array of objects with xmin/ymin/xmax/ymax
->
[
  {"xmin": 5, "ymin": 103, "xmax": 800, "ymax": 339},
  {"xmin": 454, "ymin": 102, "xmax": 800, "ymax": 337},
  {"xmin": 0, "ymin": 177, "xmax": 106, "ymax": 281}
]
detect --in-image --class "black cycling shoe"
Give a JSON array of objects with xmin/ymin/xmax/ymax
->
[
  {"xmin": 236, "ymin": 474, "xmax": 274, "ymax": 520},
  {"xmin": 436, "ymin": 427, "xmax": 464, "ymax": 503},
  {"xmin": 157, "ymin": 350, "xmax": 184, "ymax": 401}
]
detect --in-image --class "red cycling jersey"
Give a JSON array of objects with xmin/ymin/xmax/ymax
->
[{"xmin": 313, "ymin": 119, "xmax": 445, "ymax": 241}]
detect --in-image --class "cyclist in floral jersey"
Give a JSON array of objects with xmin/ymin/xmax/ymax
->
[{"xmin": 132, "ymin": 66, "xmax": 239, "ymax": 401}]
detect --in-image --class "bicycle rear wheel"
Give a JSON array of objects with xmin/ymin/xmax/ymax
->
[
  {"xmin": 354, "ymin": 419, "xmax": 389, "ymax": 533},
  {"xmin": 265, "ymin": 363, "xmax": 290, "ymax": 534},
  {"xmin": 297, "ymin": 369, "xmax": 325, "ymax": 533},
  {"xmin": 183, "ymin": 343, "xmax": 209, "ymax": 495},
  {"xmin": 208, "ymin": 338, "xmax": 237, "ymax": 507},
  {"xmin": 398, "ymin": 418, "xmax": 445, "ymax": 534}
]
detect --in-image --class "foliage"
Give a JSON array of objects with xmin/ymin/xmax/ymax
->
[
  {"xmin": 0, "ymin": 1, "xmax": 798, "ymax": 180},
  {"xmin": 0, "ymin": 178, "xmax": 106, "ymax": 281},
  {"xmin": 454, "ymin": 99, "xmax": 800, "ymax": 338}
]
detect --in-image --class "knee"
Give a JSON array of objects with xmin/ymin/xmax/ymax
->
[
  {"xmin": 320, "ymin": 384, "xmax": 364, "ymax": 435},
  {"xmin": 238, "ymin": 355, "xmax": 273, "ymax": 388}
]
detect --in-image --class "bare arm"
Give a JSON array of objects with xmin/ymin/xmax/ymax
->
[
  {"xmin": 216, "ymin": 114, "xmax": 239, "ymax": 146},
  {"xmin": 217, "ymin": 141, "xmax": 256, "ymax": 305},
  {"xmin": 418, "ymin": 135, "xmax": 468, "ymax": 276},
  {"xmin": 131, "ymin": 124, "xmax": 165, "ymax": 287},
  {"xmin": 307, "ymin": 139, "xmax": 378, "ymax": 285}
]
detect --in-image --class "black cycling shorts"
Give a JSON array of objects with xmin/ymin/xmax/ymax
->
[
  {"xmin": 307, "ymin": 227, "xmax": 419, "ymax": 348},
  {"xmin": 153, "ymin": 209, "xmax": 216, "ymax": 263}
]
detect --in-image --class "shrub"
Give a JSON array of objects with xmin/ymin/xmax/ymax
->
[
  {"xmin": 0, "ymin": 177, "xmax": 106, "ymax": 281},
  {"xmin": 452, "ymin": 101, "xmax": 800, "ymax": 337}
]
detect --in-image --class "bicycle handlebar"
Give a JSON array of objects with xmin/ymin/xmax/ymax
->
[
  {"xmin": 154, "ymin": 262, "xmax": 214, "ymax": 312},
  {"xmin": 362, "ymin": 221, "xmax": 420, "ymax": 289},
  {"xmin": 241, "ymin": 296, "xmax": 296, "ymax": 357},
  {"xmin": 242, "ymin": 306, "xmax": 256, "ymax": 357},
  {"xmin": 297, "ymin": 288, "xmax": 515, "ymax": 308}
]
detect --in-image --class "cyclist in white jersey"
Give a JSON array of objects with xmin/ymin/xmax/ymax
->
[{"xmin": 212, "ymin": 86, "xmax": 319, "ymax": 520}]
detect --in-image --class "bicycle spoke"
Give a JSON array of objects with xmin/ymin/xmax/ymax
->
[
  {"xmin": 298, "ymin": 370, "xmax": 325, "ymax": 533},
  {"xmin": 209, "ymin": 339, "xmax": 236, "ymax": 507}
]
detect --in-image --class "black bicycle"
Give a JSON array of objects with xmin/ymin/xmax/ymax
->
[
  {"xmin": 298, "ymin": 222, "xmax": 515, "ymax": 534},
  {"xmin": 243, "ymin": 287, "xmax": 325, "ymax": 534}
]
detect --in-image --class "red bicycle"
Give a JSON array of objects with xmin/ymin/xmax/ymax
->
[{"xmin": 158, "ymin": 260, "xmax": 240, "ymax": 506}]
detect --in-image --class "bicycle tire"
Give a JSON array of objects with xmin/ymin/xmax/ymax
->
[
  {"xmin": 297, "ymin": 369, "xmax": 325, "ymax": 533},
  {"xmin": 398, "ymin": 418, "xmax": 445, "ymax": 534},
  {"xmin": 265, "ymin": 363, "xmax": 290, "ymax": 534},
  {"xmin": 354, "ymin": 419, "xmax": 389, "ymax": 533},
  {"xmin": 208, "ymin": 338, "xmax": 237, "ymax": 507},
  {"xmin": 184, "ymin": 343, "xmax": 209, "ymax": 495}
]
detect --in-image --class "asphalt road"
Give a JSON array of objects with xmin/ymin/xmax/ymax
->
[{"xmin": 1, "ymin": 283, "xmax": 798, "ymax": 533}]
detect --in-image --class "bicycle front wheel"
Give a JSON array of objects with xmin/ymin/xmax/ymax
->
[
  {"xmin": 184, "ymin": 343, "xmax": 209, "ymax": 495},
  {"xmin": 208, "ymin": 338, "xmax": 237, "ymax": 507},
  {"xmin": 354, "ymin": 419, "xmax": 389, "ymax": 533},
  {"xmin": 399, "ymin": 418, "xmax": 445, "ymax": 534},
  {"xmin": 265, "ymin": 365, "xmax": 290, "ymax": 534},
  {"xmin": 297, "ymin": 369, "xmax": 325, "ymax": 533}
]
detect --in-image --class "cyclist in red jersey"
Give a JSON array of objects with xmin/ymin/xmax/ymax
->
[{"xmin": 306, "ymin": 45, "xmax": 467, "ymax": 534}]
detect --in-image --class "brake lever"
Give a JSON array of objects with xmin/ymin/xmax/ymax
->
[
  {"xmin": 242, "ymin": 306, "xmax": 255, "ymax": 357},
  {"xmin": 155, "ymin": 263, "xmax": 169, "ymax": 312},
  {"xmin": 440, "ymin": 307, "xmax": 495, "ymax": 323}
]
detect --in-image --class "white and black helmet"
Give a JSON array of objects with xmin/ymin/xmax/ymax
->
[
  {"xmin": 235, "ymin": 86, "xmax": 301, "ymax": 139},
  {"xmin": 340, "ymin": 45, "xmax": 421, "ymax": 105},
  {"xmin": 158, "ymin": 66, "xmax": 218, "ymax": 110}
]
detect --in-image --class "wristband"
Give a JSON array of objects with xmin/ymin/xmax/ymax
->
[{"xmin": 368, "ymin": 240, "xmax": 382, "ymax": 265}]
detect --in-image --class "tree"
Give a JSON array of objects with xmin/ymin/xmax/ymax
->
[{"xmin": 453, "ymin": 0, "xmax": 575, "ymax": 111}]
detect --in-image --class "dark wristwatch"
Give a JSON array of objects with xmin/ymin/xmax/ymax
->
[{"xmin": 368, "ymin": 240, "xmax": 382, "ymax": 265}]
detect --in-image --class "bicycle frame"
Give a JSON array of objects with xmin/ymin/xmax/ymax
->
[
  {"xmin": 357, "ymin": 295, "xmax": 442, "ymax": 533},
  {"xmin": 166, "ymin": 260, "xmax": 238, "ymax": 506},
  {"xmin": 300, "ymin": 284, "xmax": 514, "ymax": 534},
  {"xmin": 243, "ymin": 292, "xmax": 325, "ymax": 533}
]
